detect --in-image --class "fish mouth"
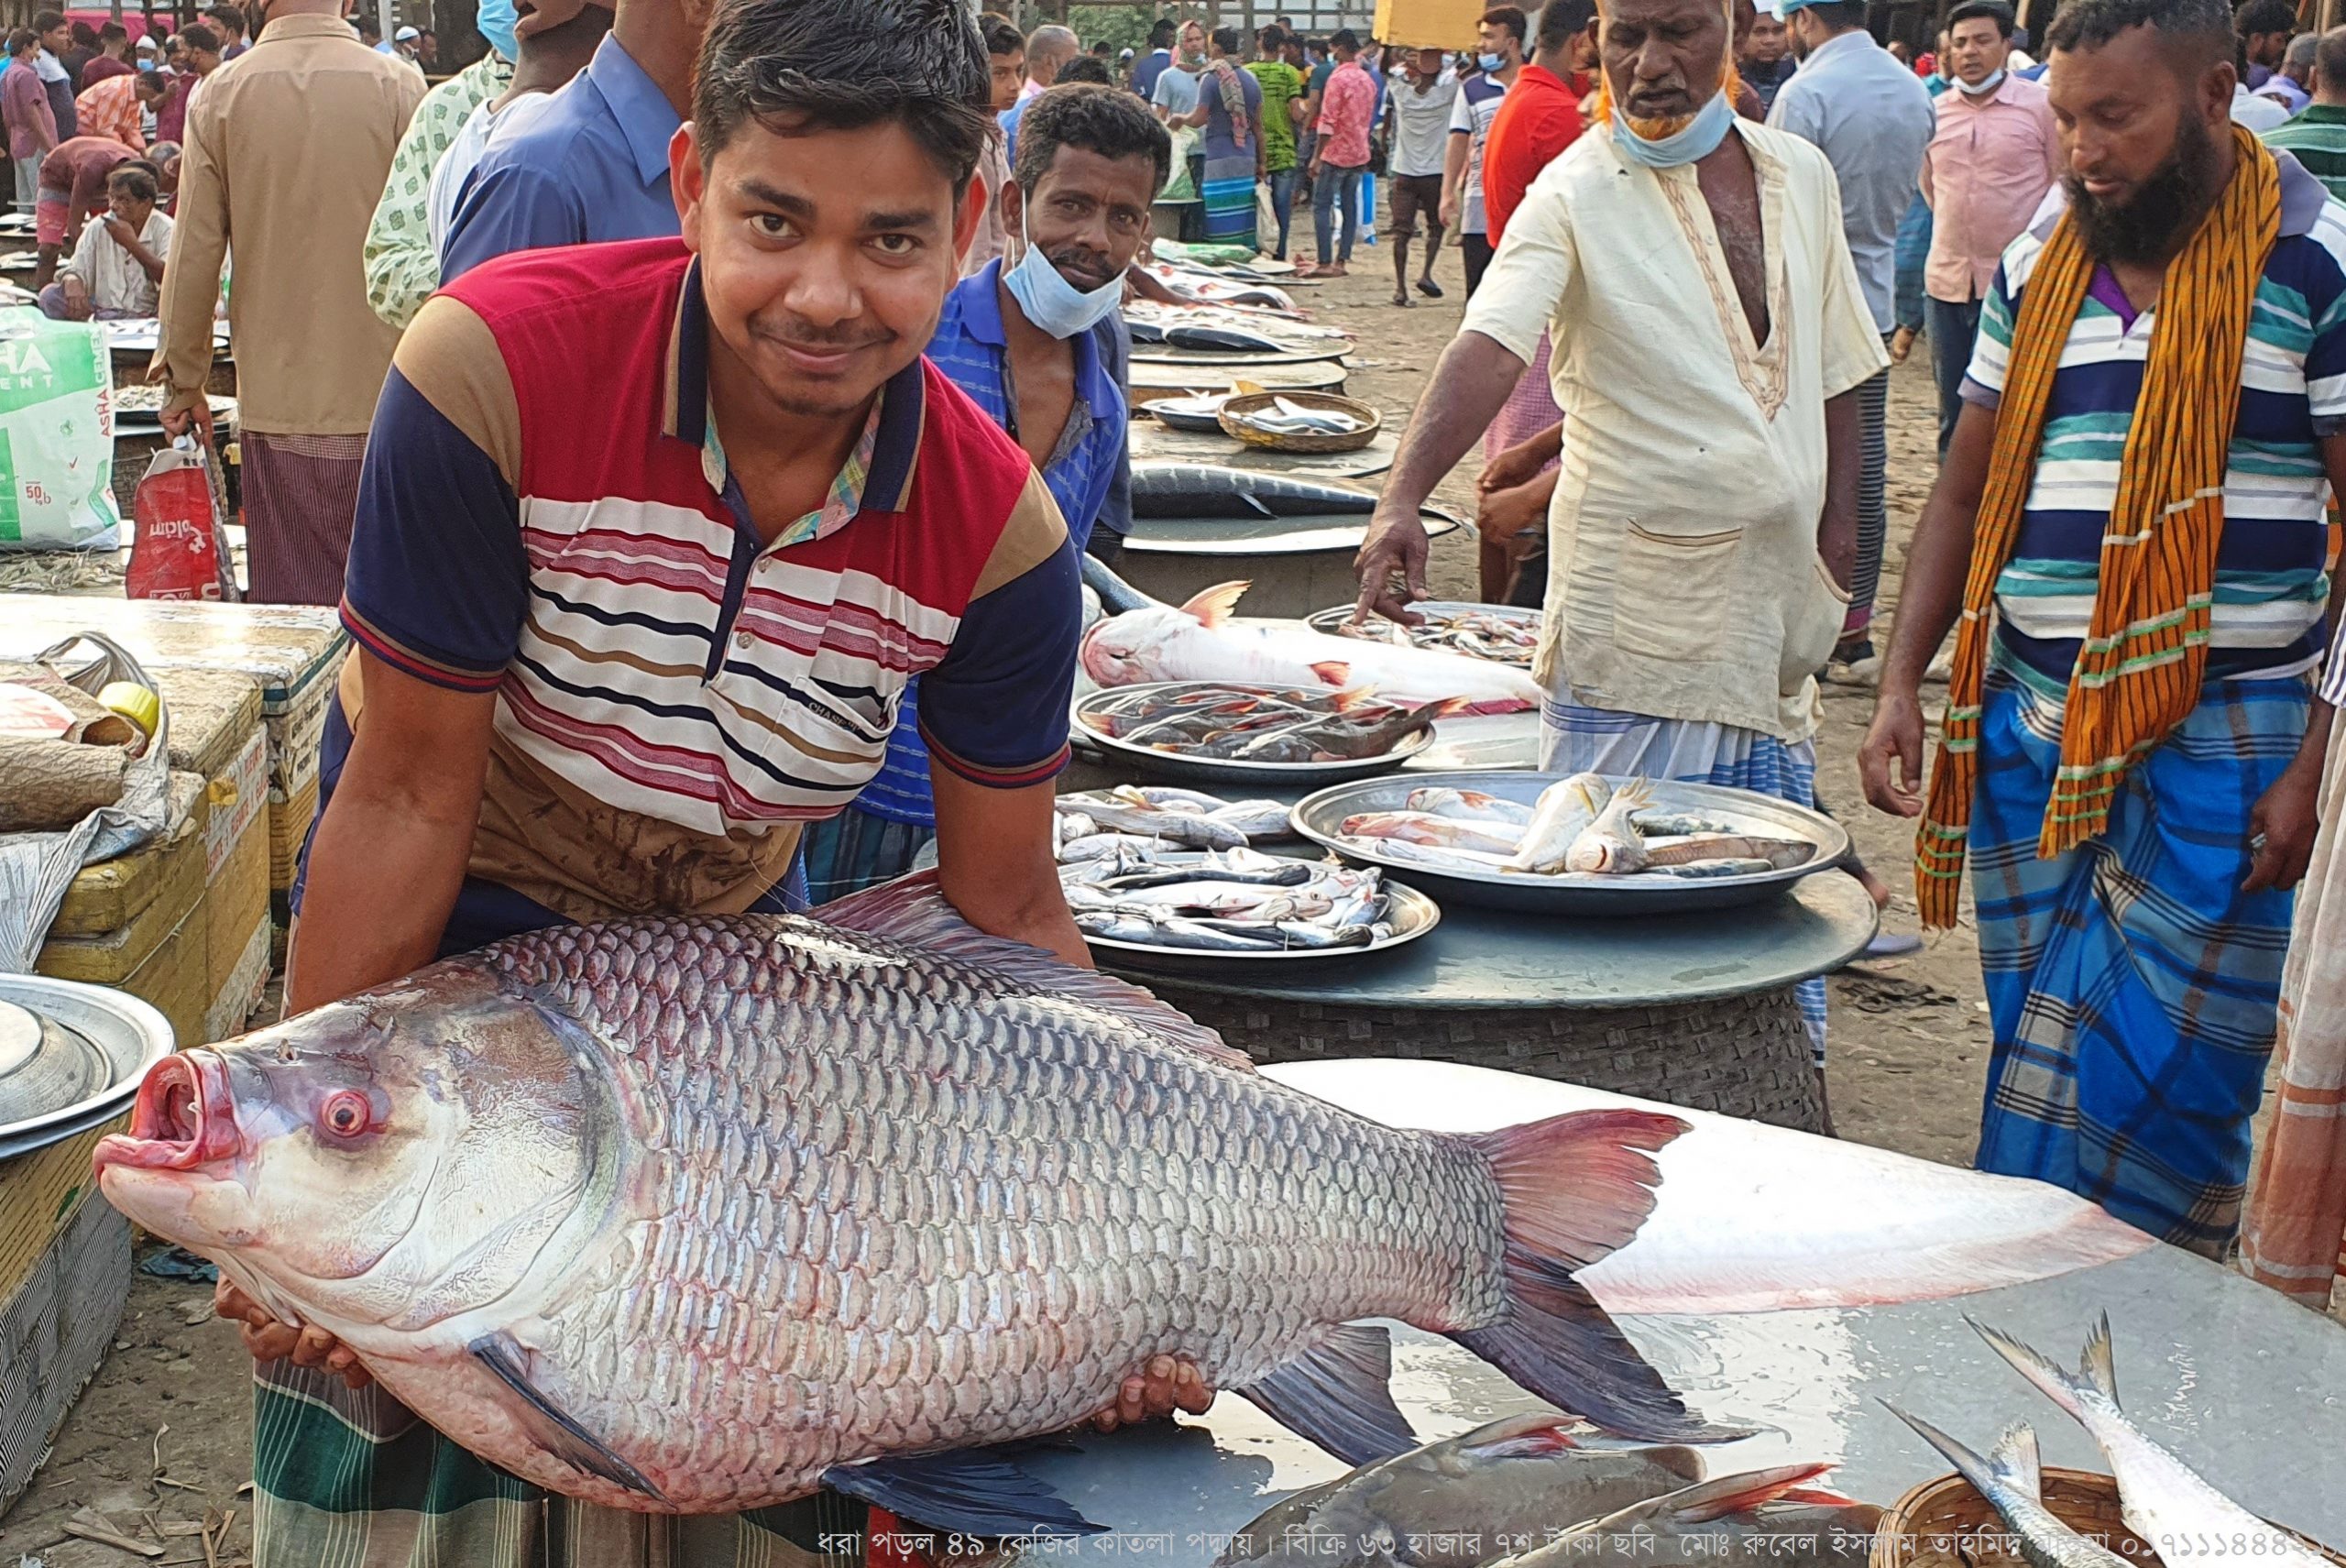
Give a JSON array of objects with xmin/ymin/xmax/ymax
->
[{"xmin": 94, "ymin": 1049, "xmax": 240, "ymax": 1172}]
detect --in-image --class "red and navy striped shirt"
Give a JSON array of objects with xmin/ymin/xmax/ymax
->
[{"xmin": 339, "ymin": 237, "xmax": 1079, "ymax": 921}]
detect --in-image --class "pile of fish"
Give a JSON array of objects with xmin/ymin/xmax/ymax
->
[
  {"xmin": 1222, "ymin": 1413, "xmax": 1879, "ymax": 1568},
  {"xmin": 1066, "ymin": 847, "xmax": 1398, "ymax": 954},
  {"xmin": 1892, "ymin": 1318, "xmax": 2330, "ymax": 1568},
  {"xmin": 1336, "ymin": 780, "xmax": 1817, "ymax": 881},
  {"xmin": 1226, "ymin": 397, "xmax": 1376, "ymax": 438},
  {"xmin": 1080, "ymin": 684, "xmax": 1454, "ymax": 763},
  {"xmin": 1129, "ymin": 467, "xmax": 1383, "ymax": 520},
  {"xmin": 1126, "ymin": 298, "xmax": 1352, "ymax": 349},
  {"xmin": 1332, "ymin": 605, "xmax": 1540, "ymax": 668},
  {"xmin": 1056, "ymin": 785, "xmax": 1292, "ymax": 860},
  {"xmin": 1083, "ymin": 580, "xmax": 1542, "ymax": 714}
]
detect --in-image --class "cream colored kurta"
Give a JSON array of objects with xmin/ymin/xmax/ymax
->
[{"xmin": 1462, "ymin": 117, "xmax": 1887, "ymax": 743}]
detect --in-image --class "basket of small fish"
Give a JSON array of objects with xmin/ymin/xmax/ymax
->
[
  {"xmin": 1292, "ymin": 772, "xmax": 1849, "ymax": 916},
  {"xmin": 1305, "ymin": 601, "xmax": 1540, "ymax": 667},
  {"xmin": 1061, "ymin": 844, "xmax": 1439, "ymax": 972},
  {"xmin": 1072, "ymin": 681, "xmax": 1448, "ymax": 785},
  {"xmin": 1218, "ymin": 390, "xmax": 1384, "ymax": 454}
]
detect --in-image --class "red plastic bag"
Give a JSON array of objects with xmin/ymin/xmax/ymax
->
[{"xmin": 126, "ymin": 439, "xmax": 238, "ymax": 602}]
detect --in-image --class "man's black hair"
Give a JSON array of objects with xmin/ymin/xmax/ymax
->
[
  {"xmin": 2044, "ymin": 0, "xmax": 2235, "ymax": 69},
  {"xmin": 182, "ymin": 23, "xmax": 220, "ymax": 54},
  {"xmin": 1058, "ymin": 53, "xmax": 1113, "ymax": 82},
  {"xmin": 203, "ymin": 4, "xmax": 244, "ymax": 33},
  {"xmin": 1091, "ymin": 39, "xmax": 1112, "ymax": 54},
  {"xmin": 1792, "ymin": 1, "xmax": 1868, "ymax": 34},
  {"xmin": 31, "ymin": 11, "xmax": 64, "ymax": 35},
  {"xmin": 694, "ymin": 0, "xmax": 993, "ymax": 190},
  {"xmin": 70, "ymin": 21, "xmax": 96, "ymax": 46},
  {"xmin": 1480, "ymin": 5, "xmax": 1529, "ymax": 44},
  {"xmin": 1013, "ymin": 82, "xmax": 1171, "ymax": 196},
  {"xmin": 1331, "ymin": 27, "xmax": 1359, "ymax": 49},
  {"xmin": 982, "ymin": 17, "xmax": 1023, "ymax": 56},
  {"xmin": 1946, "ymin": 0, "xmax": 2016, "ymax": 37},
  {"xmin": 1211, "ymin": 25, "xmax": 1239, "ymax": 52},
  {"xmin": 1537, "ymin": 0, "xmax": 1595, "ymax": 53},
  {"xmin": 5, "ymin": 28, "xmax": 36, "ymax": 55},
  {"xmin": 1147, "ymin": 17, "xmax": 1177, "ymax": 47},
  {"xmin": 2238, "ymin": 0, "xmax": 2296, "ymax": 38},
  {"xmin": 135, "ymin": 68, "xmax": 165, "ymax": 93},
  {"xmin": 99, "ymin": 21, "xmax": 126, "ymax": 41},
  {"xmin": 108, "ymin": 162, "xmax": 159, "ymax": 203}
]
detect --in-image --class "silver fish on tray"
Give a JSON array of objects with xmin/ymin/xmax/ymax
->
[{"xmin": 1887, "ymin": 1409, "xmax": 2130, "ymax": 1568}]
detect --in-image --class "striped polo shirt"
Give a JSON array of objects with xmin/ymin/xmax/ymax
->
[
  {"xmin": 1962, "ymin": 153, "xmax": 2346, "ymax": 685},
  {"xmin": 339, "ymin": 238, "xmax": 1079, "ymax": 922},
  {"xmin": 2265, "ymin": 105, "xmax": 2346, "ymax": 203}
]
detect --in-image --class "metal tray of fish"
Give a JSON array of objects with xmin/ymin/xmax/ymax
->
[
  {"xmin": 1074, "ymin": 856, "xmax": 1442, "ymax": 975},
  {"xmin": 1291, "ymin": 772, "xmax": 1851, "ymax": 916},
  {"xmin": 1071, "ymin": 681, "xmax": 1436, "ymax": 786},
  {"xmin": 1304, "ymin": 601, "xmax": 1540, "ymax": 666}
]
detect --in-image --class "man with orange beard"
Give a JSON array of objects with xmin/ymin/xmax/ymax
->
[{"xmin": 1354, "ymin": 0, "xmax": 1881, "ymax": 1100}]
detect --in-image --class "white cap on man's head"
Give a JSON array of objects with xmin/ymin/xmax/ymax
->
[
  {"xmin": 394, "ymin": 24, "xmax": 419, "ymax": 39},
  {"xmin": 134, "ymin": 33, "xmax": 158, "ymax": 49}
]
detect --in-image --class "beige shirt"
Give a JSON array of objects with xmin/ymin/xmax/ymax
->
[
  {"xmin": 1461, "ymin": 118, "xmax": 1888, "ymax": 742},
  {"xmin": 154, "ymin": 12, "xmax": 423, "ymax": 434},
  {"xmin": 62, "ymin": 207, "xmax": 170, "ymax": 316}
]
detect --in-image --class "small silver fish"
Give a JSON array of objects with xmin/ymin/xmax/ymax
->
[
  {"xmin": 1073, "ymin": 909, "xmax": 1285, "ymax": 950},
  {"xmin": 1206, "ymin": 799, "xmax": 1294, "ymax": 839},
  {"xmin": 1058, "ymin": 832, "xmax": 1167, "ymax": 864},
  {"xmin": 1887, "ymin": 1408, "xmax": 2132, "ymax": 1568},
  {"xmin": 1077, "ymin": 798, "xmax": 1249, "ymax": 851},
  {"xmin": 1407, "ymin": 787, "xmax": 1536, "ymax": 827},
  {"xmin": 1656, "ymin": 859, "xmax": 1775, "ymax": 879},
  {"xmin": 1339, "ymin": 811, "xmax": 1523, "ymax": 856},
  {"xmin": 1508, "ymin": 773, "xmax": 1614, "ymax": 873},
  {"xmin": 1640, "ymin": 835, "xmax": 1814, "ymax": 872},
  {"xmin": 1565, "ymin": 783, "xmax": 1657, "ymax": 874}
]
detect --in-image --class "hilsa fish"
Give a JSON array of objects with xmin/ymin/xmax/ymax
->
[
  {"xmin": 95, "ymin": 874, "xmax": 1726, "ymax": 1533},
  {"xmin": 1082, "ymin": 582, "xmax": 1541, "ymax": 714},
  {"xmin": 1508, "ymin": 773, "xmax": 1613, "ymax": 874},
  {"xmin": 1566, "ymin": 783, "xmax": 1657, "ymax": 874},
  {"xmin": 1970, "ymin": 1318, "xmax": 2330, "ymax": 1568},
  {"xmin": 1886, "ymin": 1408, "xmax": 2132, "ymax": 1568}
]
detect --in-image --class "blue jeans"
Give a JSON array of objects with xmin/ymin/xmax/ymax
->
[
  {"xmin": 1267, "ymin": 165, "xmax": 1300, "ymax": 258},
  {"xmin": 1312, "ymin": 162, "xmax": 1364, "ymax": 265},
  {"xmin": 1926, "ymin": 295, "xmax": 1984, "ymax": 460}
]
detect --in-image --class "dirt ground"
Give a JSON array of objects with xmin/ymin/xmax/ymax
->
[{"xmin": 0, "ymin": 236, "xmax": 1988, "ymax": 1566}]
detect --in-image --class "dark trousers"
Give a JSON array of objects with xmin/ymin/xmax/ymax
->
[
  {"xmin": 1461, "ymin": 231, "xmax": 1495, "ymax": 297},
  {"xmin": 1926, "ymin": 295, "xmax": 1984, "ymax": 460}
]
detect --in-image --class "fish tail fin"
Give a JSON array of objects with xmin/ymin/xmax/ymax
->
[
  {"xmin": 1886, "ymin": 1402, "xmax": 2041, "ymax": 1502},
  {"xmin": 1447, "ymin": 1111, "xmax": 1743, "ymax": 1443},
  {"xmin": 1178, "ymin": 581, "xmax": 1250, "ymax": 627},
  {"xmin": 1646, "ymin": 1464, "xmax": 1837, "ymax": 1526},
  {"xmin": 2079, "ymin": 1313, "xmax": 2121, "ymax": 1408},
  {"xmin": 1968, "ymin": 1317, "xmax": 2093, "ymax": 1424},
  {"xmin": 1328, "ymin": 685, "xmax": 1381, "ymax": 714}
]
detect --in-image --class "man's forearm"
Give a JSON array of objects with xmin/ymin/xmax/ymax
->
[
  {"xmin": 1387, "ymin": 330, "xmax": 1529, "ymax": 514},
  {"xmin": 1880, "ymin": 403, "xmax": 1995, "ymax": 696},
  {"xmin": 1819, "ymin": 389, "xmax": 1859, "ymax": 590},
  {"xmin": 286, "ymin": 778, "xmax": 480, "ymax": 1012}
]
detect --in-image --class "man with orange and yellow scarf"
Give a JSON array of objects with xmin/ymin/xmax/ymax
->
[{"xmin": 1861, "ymin": 0, "xmax": 2345, "ymax": 1257}]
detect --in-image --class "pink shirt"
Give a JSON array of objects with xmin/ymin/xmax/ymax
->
[
  {"xmin": 1919, "ymin": 71, "xmax": 2061, "ymax": 304},
  {"xmin": 1316, "ymin": 60, "xmax": 1376, "ymax": 169}
]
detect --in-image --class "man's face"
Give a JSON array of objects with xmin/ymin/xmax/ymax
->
[
  {"xmin": 1602, "ymin": 0, "xmax": 1730, "ymax": 130},
  {"xmin": 677, "ymin": 118, "xmax": 975, "ymax": 422},
  {"xmin": 1178, "ymin": 21, "xmax": 1205, "ymax": 61},
  {"xmin": 2047, "ymin": 27, "xmax": 2230, "ymax": 264},
  {"xmin": 1007, "ymin": 144, "xmax": 1157, "ymax": 299},
  {"xmin": 1477, "ymin": 18, "xmax": 1519, "ymax": 65},
  {"xmin": 136, "ymin": 76, "xmax": 162, "ymax": 104},
  {"xmin": 167, "ymin": 37, "xmax": 188, "ymax": 67},
  {"xmin": 1411, "ymin": 46, "xmax": 1442, "ymax": 77},
  {"xmin": 107, "ymin": 187, "xmax": 152, "ymax": 226},
  {"xmin": 989, "ymin": 49, "xmax": 1025, "ymax": 110},
  {"xmin": 191, "ymin": 45, "xmax": 220, "ymax": 73},
  {"xmin": 1745, "ymin": 13, "xmax": 1787, "ymax": 62},
  {"xmin": 1947, "ymin": 16, "xmax": 2006, "ymax": 84},
  {"xmin": 2246, "ymin": 27, "xmax": 2289, "ymax": 69},
  {"xmin": 41, "ymin": 23, "xmax": 67, "ymax": 53}
]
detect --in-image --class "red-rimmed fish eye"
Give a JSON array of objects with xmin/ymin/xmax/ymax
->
[{"xmin": 319, "ymin": 1090, "xmax": 372, "ymax": 1140}]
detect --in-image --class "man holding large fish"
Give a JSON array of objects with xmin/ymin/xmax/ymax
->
[
  {"xmin": 1348, "ymin": 0, "xmax": 1885, "ymax": 1080},
  {"xmin": 197, "ymin": 0, "xmax": 1215, "ymax": 1557}
]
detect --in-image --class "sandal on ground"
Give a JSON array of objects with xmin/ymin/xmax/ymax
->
[{"xmin": 1416, "ymin": 277, "xmax": 1443, "ymax": 298}]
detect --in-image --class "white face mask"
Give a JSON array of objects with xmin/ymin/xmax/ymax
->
[{"xmin": 1002, "ymin": 200, "xmax": 1124, "ymax": 339}]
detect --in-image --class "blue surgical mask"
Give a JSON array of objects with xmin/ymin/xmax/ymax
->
[
  {"xmin": 1959, "ymin": 67, "xmax": 2006, "ymax": 94},
  {"xmin": 1610, "ymin": 89, "xmax": 1737, "ymax": 169},
  {"xmin": 474, "ymin": 0, "xmax": 517, "ymax": 60},
  {"xmin": 1477, "ymin": 50, "xmax": 1506, "ymax": 71},
  {"xmin": 1003, "ymin": 205, "xmax": 1124, "ymax": 339}
]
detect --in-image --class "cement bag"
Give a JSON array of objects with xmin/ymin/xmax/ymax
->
[{"xmin": 0, "ymin": 308, "xmax": 120, "ymax": 552}]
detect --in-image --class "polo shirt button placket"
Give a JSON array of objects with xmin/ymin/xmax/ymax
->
[{"xmin": 735, "ymin": 631, "xmax": 753, "ymax": 651}]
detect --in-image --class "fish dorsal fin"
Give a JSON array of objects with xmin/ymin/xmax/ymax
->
[
  {"xmin": 814, "ymin": 871, "xmax": 1254, "ymax": 1072},
  {"xmin": 2080, "ymin": 1314, "xmax": 2120, "ymax": 1406},
  {"xmin": 1179, "ymin": 581, "xmax": 1251, "ymax": 627},
  {"xmin": 1991, "ymin": 1421, "xmax": 2044, "ymax": 1498},
  {"xmin": 1644, "ymin": 1464, "xmax": 1836, "ymax": 1526}
]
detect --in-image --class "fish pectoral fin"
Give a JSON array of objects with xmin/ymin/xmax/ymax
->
[
  {"xmin": 819, "ymin": 1450, "xmax": 1104, "ymax": 1538},
  {"xmin": 468, "ymin": 1332, "xmax": 665, "ymax": 1504},
  {"xmin": 1233, "ymin": 1322, "xmax": 1420, "ymax": 1466}
]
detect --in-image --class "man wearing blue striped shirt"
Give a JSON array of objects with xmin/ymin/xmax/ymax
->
[{"xmin": 802, "ymin": 83, "xmax": 1168, "ymax": 902}]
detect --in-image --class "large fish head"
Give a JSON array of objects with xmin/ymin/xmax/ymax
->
[
  {"xmin": 95, "ymin": 961, "xmax": 621, "ymax": 1351},
  {"xmin": 1080, "ymin": 606, "xmax": 1191, "ymax": 685}
]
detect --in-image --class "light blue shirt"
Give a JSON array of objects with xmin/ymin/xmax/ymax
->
[
  {"xmin": 1767, "ymin": 30, "xmax": 1935, "ymax": 331},
  {"xmin": 440, "ymin": 35, "xmax": 680, "ymax": 283}
]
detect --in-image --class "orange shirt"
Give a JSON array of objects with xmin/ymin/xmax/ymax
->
[{"xmin": 73, "ymin": 72, "xmax": 143, "ymax": 151}]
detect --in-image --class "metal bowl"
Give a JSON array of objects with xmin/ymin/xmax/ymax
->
[
  {"xmin": 1072, "ymin": 682, "xmax": 1436, "ymax": 787},
  {"xmin": 1140, "ymin": 396, "xmax": 1233, "ymax": 434},
  {"xmin": 1291, "ymin": 772, "xmax": 1851, "ymax": 916},
  {"xmin": 1304, "ymin": 601, "xmax": 1540, "ymax": 667},
  {"xmin": 0, "ymin": 973, "xmax": 175, "ymax": 1161},
  {"xmin": 1080, "ymin": 872, "xmax": 1442, "ymax": 977}
]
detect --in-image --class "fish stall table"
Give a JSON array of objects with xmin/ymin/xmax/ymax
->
[
  {"xmin": 985, "ymin": 1060, "xmax": 2346, "ymax": 1565},
  {"xmin": 1061, "ymin": 724, "xmax": 1869, "ymax": 1133}
]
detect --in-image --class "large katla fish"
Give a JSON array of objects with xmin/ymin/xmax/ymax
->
[{"xmin": 94, "ymin": 874, "xmax": 1724, "ymax": 1535}]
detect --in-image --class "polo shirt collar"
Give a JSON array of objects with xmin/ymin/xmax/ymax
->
[
  {"xmin": 2028, "ymin": 148, "xmax": 2330, "ymax": 244},
  {"xmin": 2295, "ymin": 103, "xmax": 2346, "ymax": 125},
  {"xmin": 584, "ymin": 35, "xmax": 680, "ymax": 190},
  {"xmin": 1801, "ymin": 29, "xmax": 1873, "ymax": 70},
  {"xmin": 663, "ymin": 257, "xmax": 926, "ymax": 521},
  {"xmin": 961, "ymin": 258, "xmax": 1123, "ymax": 426}
]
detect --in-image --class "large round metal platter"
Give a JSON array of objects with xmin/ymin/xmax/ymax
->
[
  {"xmin": 1304, "ymin": 601, "xmax": 1540, "ymax": 668},
  {"xmin": 0, "ymin": 973, "xmax": 175, "ymax": 1161},
  {"xmin": 1072, "ymin": 681, "xmax": 1436, "ymax": 786},
  {"xmin": 1292, "ymin": 772, "xmax": 1851, "ymax": 916},
  {"xmin": 1072, "ymin": 855, "xmax": 1442, "ymax": 976},
  {"xmin": 1140, "ymin": 396, "xmax": 1232, "ymax": 433}
]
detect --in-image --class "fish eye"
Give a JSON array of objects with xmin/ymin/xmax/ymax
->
[{"xmin": 320, "ymin": 1091, "xmax": 372, "ymax": 1139}]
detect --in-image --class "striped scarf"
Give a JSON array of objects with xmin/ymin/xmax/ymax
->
[{"xmin": 1915, "ymin": 125, "xmax": 2281, "ymax": 930}]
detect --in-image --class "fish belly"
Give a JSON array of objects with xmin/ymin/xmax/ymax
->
[{"xmin": 475, "ymin": 920, "xmax": 1505, "ymax": 1512}]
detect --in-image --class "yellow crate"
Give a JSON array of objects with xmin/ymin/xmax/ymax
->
[
  {"xmin": 45, "ymin": 771, "xmax": 207, "ymax": 941},
  {"xmin": 204, "ymin": 908, "xmax": 271, "ymax": 1044},
  {"xmin": 268, "ymin": 770, "xmax": 320, "ymax": 897},
  {"xmin": 0, "ymin": 1123, "xmax": 116, "ymax": 1309},
  {"xmin": 39, "ymin": 882, "xmax": 214, "ymax": 1048},
  {"xmin": 1375, "ymin": 0, "xmax": 1485, "ymax": 47}
]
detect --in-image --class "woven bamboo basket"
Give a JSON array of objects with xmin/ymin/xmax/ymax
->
[
  {"xmin": 1217, "ymin": 389, "xmax": 1383, "ymax": 454},
  {"xmin": 1871, "ymin": 1469, "xmax": 2345, "ymax": 1568}
]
